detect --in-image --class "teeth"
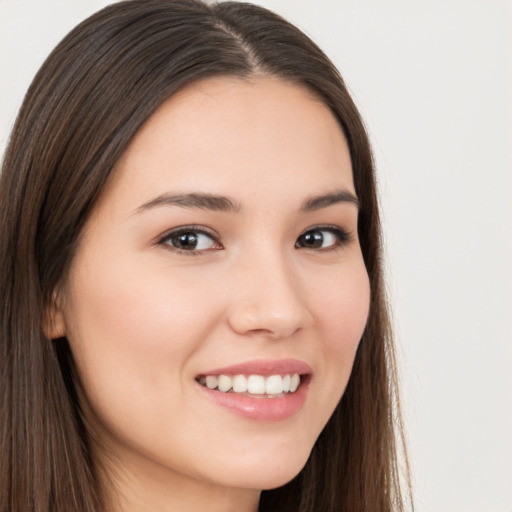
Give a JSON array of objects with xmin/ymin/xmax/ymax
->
[
  {"xmin": 282, "ymin": 374, "xmax": 291, "ymax": 392},
  {"xmin": 232, "ymin": 375, "xmax": 248, "ymax": 392},
  {"xmin": 247, "ymin": 375, "xmax": 265, "ymax": 394},
  {"xmin": 265, "ymin": 375, "xmax": 283, "ymax": 394},
  {"xmin": 218, "ymin": 375, "xmax": 232, "ymax": 392},
  {"xmin": 199, "ymin": 373, "xmax": 302, "ymax": 396},
  {"xmin": 290, "ymin": 373, "xmax": 300, "ymax": 392},
  {"xmin": 205, "ymin": 376, "xmax": 218, "ymax": 389}
]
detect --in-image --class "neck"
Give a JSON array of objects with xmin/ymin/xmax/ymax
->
[{"xmin": 95, "ymin": 444, "xmax": 261, "ymax": 512}]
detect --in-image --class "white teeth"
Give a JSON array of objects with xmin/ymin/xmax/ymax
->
[
  {"xmin": 282, "ymin": 374, "xmax": 291, "ymax": 392},
  {"xmin": 247, "ymin": 375, "xmax": 265, "ymax": 394},
  {"xmin": 205, "ymin": 376, "xmax": 218, "ymax": 389},
  {"xmin": 232, "ymin": 375, "xmax": 248, "ymax": 392},
  {"xmin": 290, "ymin": 374, "xmax": 300, "ymax": 392},
  {"xmin": 218, "ymin": 375, "xmax": 232, "ymax": 392},
  {"xmin": 265, "ymin": 375, "xmax": 283, "ymax": 394},
  {"xmin": 199, "ymin": 373, "xmax": 302, "ymax": 396}
]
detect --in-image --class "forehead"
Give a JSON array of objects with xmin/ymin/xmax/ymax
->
[{"xmin": 107, "ymin": 76, "xmax": 354, "ymax": 211}]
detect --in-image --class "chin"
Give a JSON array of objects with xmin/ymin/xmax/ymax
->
[
  {"xmin": 213, "ymin": 447, "xmax": 312, "ymax": 491},
  {"xmin": 257, "ymin": 468, "xmax": 305, "ymax": 491}
]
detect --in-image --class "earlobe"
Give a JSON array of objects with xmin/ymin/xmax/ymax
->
[{"xmin": 44, "ymin": 293, "xmax": 66, "ymax": 340}]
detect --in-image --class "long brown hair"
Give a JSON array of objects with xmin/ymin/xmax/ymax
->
[{"xmin": 0, "ymin": 1, "xmax": 412, "ymax": 510}]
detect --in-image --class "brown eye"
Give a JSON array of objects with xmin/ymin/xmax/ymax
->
[
  {"xmin": 295, "ymin": 227, "xmax": 350, "ymax": 250},
  {"xmin": 162, "ymin": 228, "xmax": 221, "ymax": 252}
]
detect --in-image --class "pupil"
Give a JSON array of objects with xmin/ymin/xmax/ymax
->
[
  {"xmin": 303, "ymin": 231, "xmax": 323, "ymax": 248},
  {"xmin": 176, "ymin": 232, "xmax": 198, "ymax": 249}
]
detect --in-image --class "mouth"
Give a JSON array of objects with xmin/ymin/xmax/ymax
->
[
  {"xmin": 195, "ymin": 359, "xmax": 312, "ymax": 421},
  {"xmin": 196, "ymin": 373, "xmax": 304, "ymax": 399}
]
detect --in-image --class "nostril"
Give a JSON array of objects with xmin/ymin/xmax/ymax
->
[
  {"xmin": 225, "ymin": 267, "xmax": 313, "ymax": 337},
  {"xmin": 227, "ymin": 303, "xmax": 307, "ymax": 339}
]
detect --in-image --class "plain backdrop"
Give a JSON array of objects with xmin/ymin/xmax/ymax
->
[{"xmin": 1, "ymin": 1, "xmax": 511, "ymax": 511}]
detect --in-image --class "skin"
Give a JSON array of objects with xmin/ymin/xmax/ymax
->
[{"xmin": 49, "ymin": 76, "xmax": 371, "ymax": 512}]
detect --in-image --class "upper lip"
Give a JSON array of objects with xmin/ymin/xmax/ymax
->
[{"xmin": 198, "ymin": 358, "xmax": 312, "ymax": 377}]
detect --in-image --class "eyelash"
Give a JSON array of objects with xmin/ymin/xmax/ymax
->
[
  {"xmin": 157, "ymin": 225, "xmax": 221, "ymax": 256},
  {"xmin": 157, "ymin": 224, "xmax": 353, "ymax": 256},
  {"xmin": 295, "ymin": 225, "xmax": 353, "ymax": 252}
]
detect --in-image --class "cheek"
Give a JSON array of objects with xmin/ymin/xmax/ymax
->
[
  {"xmin": 67, "ymin": 256, "xmax": 219, "ymax": 353},
  {"xmin": 62, "ymin": 257, "xmax": 222, "ymax": 424},
  {"xmin": 306, "ymin": 257, "xmax": 370, "ymax": 411},
  {"xmin": 312, "ymin": 257, "xmax": 370, "ymax": 348},
  {"xmin": 61, "ymin": 258, "xmax": 236, "ymax": 480}
]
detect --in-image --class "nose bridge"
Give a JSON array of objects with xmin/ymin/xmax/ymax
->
[{"xmin": 227, "ymin": 244, "xmax": 312, "ymax": 339}]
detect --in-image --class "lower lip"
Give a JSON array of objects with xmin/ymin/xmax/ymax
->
[{"xmin": 197, "ymin": 377, "xmax": 310, "ymax": 422}]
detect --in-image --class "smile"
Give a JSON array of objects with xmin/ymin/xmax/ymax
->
[
  {"xmin": 195, "ymin": 359, "xmax": 311, "ymax": 421},
  {"xmin": 196, "ymin": 373, "xmax": 302, "ymax": 398}
]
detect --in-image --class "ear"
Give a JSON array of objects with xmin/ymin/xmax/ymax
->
[{"xmin": 44, "ymin": 291, "xmax": 66, "ymax": 340}]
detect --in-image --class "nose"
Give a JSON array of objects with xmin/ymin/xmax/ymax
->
[{"xmin": 226, "ymin": 253, "xmax": 313, "ymax": 340}]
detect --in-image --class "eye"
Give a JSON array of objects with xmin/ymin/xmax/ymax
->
[
  {"xmin": 295, "ymin": 226, "xmax": 351, "ymax": 250},
  {"xmin": 159, "ymin": 226, "xmax": 222, "ymax": 253}
]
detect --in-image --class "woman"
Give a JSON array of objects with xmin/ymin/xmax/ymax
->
[{"xmin": 0, "ymin": 1, "xmax": 412, "ymax": 511}]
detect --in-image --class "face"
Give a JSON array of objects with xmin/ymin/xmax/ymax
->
[{"xmin": 52, "ymin": 77, "xmax": 370, "ymax": 506}]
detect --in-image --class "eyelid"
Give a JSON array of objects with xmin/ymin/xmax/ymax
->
[
  {"xmin": 295, "ymin": 224, "xmax": 353, "ymax": 250},
  {"xmin": 156, "ymin": 224, "xmax": 223, "ymax": 253},
  {"xmin": 154, "ymin": 223, "xmax": 352, "ymax": 255}
]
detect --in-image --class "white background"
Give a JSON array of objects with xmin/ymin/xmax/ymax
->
[{"xmin": 1, "ymin": 1, "xmax": 511, "ymax": 511}]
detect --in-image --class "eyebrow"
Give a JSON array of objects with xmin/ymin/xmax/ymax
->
[
  {"xmin": 134, "ymin": 188, "xmax": 359, "ymax": 215},
  {"xmin": 300, "ymin": 189, "xmax": 359, "ymax": 211},
  {"xmin": 134, "ymin": 192, "xmax": 241, "ymax": 214}
]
